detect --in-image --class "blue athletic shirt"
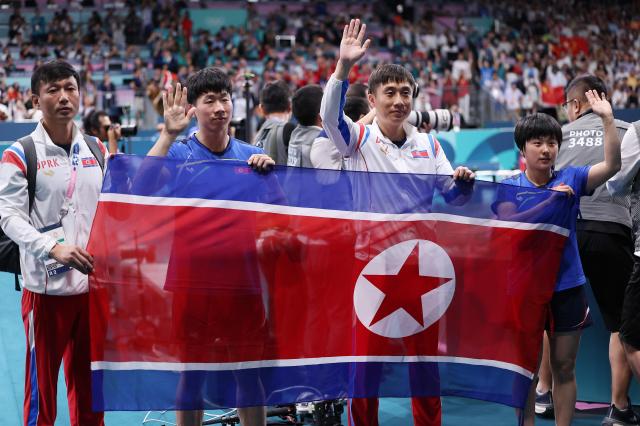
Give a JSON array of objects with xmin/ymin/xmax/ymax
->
[
  {"xmin": 168, "ymin": 133, "xmax": 264, "ymax": 161},
  {"xmin": 500, "ymin": 166, "xmax": 592, "ymax": 291}
]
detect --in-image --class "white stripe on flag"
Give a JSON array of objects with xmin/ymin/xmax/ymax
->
[
  {"xmin": 91, "ymin": 355, "xmax": 534, "ymax": 379},
  {"xmin": 98, "ymin": 193, "xmax": 570, "ymax": 237}
]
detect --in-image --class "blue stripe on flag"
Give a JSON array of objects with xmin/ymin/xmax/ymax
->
[
  {"xmin": 102, "ymin": 155, "xmax": 575, "ymax": 228},
  {"xmin": 91, "ymin": 361, "xmax": 531, "ymax": 411}
]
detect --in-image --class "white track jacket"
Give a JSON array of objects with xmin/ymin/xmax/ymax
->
[
  {"xmin": 0, "ymin": 122, "xmax": 106, "ymax": 295},
  {"xmin": 320, "ymin": 75, "xmax": 454, "ymax": 175}
]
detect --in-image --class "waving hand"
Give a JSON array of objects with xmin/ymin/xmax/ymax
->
[
  {"xmin": 335, "ymin": 19, "xmax": 371, "ymax": 80},
  {"xmin": 339, "ymin": 19, "xmax": 371, "ymax": 67}
]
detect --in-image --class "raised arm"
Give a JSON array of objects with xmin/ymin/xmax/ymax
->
[
  {"xmin": 585, "ymin": 90, "xmax": 622, "ymax": 193},
  {"xmin": 148, "ymin": 83, "xmax": 196, "ymax": 157},
  {"xmin": 320, "ymin": 19, "xmax": 372, "ymax": 157},
  {"xmin": 607, "ymin": 124, "xmax": 640, "ymax": 196}
]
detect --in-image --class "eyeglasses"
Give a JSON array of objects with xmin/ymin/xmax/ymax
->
[
  {"xmin": 561, "ymin": 98, "xmax": 577, "ymax": 110},
  {"xmin": 102, "ymin": 125, "xmax": 111, "ymax": 132}
]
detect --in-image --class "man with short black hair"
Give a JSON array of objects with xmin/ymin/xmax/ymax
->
[
  {"xmin": 287, "ymin": 84, "xmax": 324, "ymax": 167},
  {"xmin": 253, "ymin": 80, "xmax": 292, "ymax": 164},
  {"xmin": 0, "ymin": 59, "xmax": 106, "ymax": 426},
  {"xmin": 320, "ymin": 19, "xmax": 474, "ymax": 426},
  {"xmin": 148, "ymin": 66, "xmax": 273, "ymax": 426}
]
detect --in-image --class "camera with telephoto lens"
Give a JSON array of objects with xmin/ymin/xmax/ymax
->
[
  {"xmin": 407, "ymin": 110, "xmax": 453, "ymax": 132},
  {"xmin": 119, "ymin": 124, "xmax": 138, "ymax": 137}
]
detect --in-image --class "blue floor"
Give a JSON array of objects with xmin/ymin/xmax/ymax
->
[{"xmin": 0, "ymin": 273, "xmax": 606, "ymax": 425}]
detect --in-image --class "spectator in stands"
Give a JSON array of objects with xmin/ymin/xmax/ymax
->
[
  {"xmin": 1, "ymin": 0, "xmax": 639, "ymax": 130},
  {"xmin": 30, "ymin": 9, "xmax": 47, "ymax": 46},
  {"xmin": 504, "ymin": 82, "xmax": 523, "ymax": 121},
  {"xmin": 8, "ymin": 8, "xmax": 26, "ymax": 46},
  {"xmin": 98, "ymin": 73, "xmax": 116, "ymax": 112},
  {"xmin": 124, "ymin": 8, "xmax": 143, "ymax": 45},
  {"xmin": 131, "ymin": 68, "xmax": 147, "ymax": 122}
]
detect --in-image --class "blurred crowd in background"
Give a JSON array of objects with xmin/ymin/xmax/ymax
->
[{"xmin": 0, "ymin": 0, "xmax": 638, "ymax": 129}]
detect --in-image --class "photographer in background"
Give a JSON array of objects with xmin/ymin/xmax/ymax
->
[
  {"xmin": 83, "ymin": 110, "xmax": 138, "ymax": 154},
  {"xmin": 83, "ymin": 110, "xmax": 120, "ymax": 154}
]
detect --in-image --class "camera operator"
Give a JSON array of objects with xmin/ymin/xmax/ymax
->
[{"xmin": 83, "ymin": 110, "xmax": 120, "ymax": 154}]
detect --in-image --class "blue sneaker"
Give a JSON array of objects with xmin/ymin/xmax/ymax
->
[{"xmin": 534, "ymin": 390, "xmax": 554, "ymax": 418}]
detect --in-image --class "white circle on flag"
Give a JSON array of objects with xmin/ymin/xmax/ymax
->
[{"xmin": 353, "ymin": 239, "xmax": 456, "ymax": 338}]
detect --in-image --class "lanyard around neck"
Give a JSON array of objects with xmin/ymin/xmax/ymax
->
[{"xmin": 60, "ymin": 143, "xmax": 80, "ymax": 218}]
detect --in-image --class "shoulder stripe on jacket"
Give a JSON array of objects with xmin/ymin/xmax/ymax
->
[{"xmin": 2, "ymin": 146, "xmax": 27, "ymax": 175}]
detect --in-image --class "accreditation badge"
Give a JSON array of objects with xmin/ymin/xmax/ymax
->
[{"xmin": 41, "ymin": 223, "xmax": 72, "ymax": 277}]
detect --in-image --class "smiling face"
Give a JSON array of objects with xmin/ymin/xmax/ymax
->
[
  {"xmin": 32, "ymin": 76, "xmax": 80, "ymax": 125},
  {"xmin": 193, "ymin": 90, "xmax": 232, "ymax": 132},
  {"xmin": 522, "ymin": 135, "xmax": 559, "ymax": 173},
  {"xmin": 368, "ymin": 80, "xmax": 413, "ymax": 130}
]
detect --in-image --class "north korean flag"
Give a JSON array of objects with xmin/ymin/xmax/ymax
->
[{"xmin": 88, "ymin": 155, "xmax": 574, "ymax": 412}]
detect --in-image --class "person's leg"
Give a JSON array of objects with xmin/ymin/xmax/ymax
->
[
  {"xmin": 348, "ymin": 398, "xmax": 379, "ymax": 426},
  {"xmin": 578, "ymin": 230, "xmax": 634, "ymax": 408},
  {"xmin": 548, "ymin": 332, "xmax": 581, "ymax": 426},
  {"xmin": 534, "ymin": 332, "xmax": 555, "ymax": 419},
  {"xmin": 176, "ymin": 410, "xmax": 203, "ymax": 426},
  {"xmin": 522, "ymin": 376, "xmax": 538, "ymax": 426},
  {"xmin": 610, "ymin": 332, "xmax": 633, "ymax": 409},
  {"xmin": 545, "ymin": 284, "xmax": 592, "ymax": 426},
  {"xmin": 623, "ymin": 342, "xmax": 640, "ymax": 380},
  {"xmin": 411, "ymin": 396, "xmax": 441, "ymax": 426},
  {"xmin": 522, "ymin": 337, "xmax": 546, "ymax": 426},
  {"xmin": 62, "ymin": 293, "xmax": 104, "ymax": 426},
  {"xmin": 22, "ymin": 290, "xmax": 73, "ymax": 426},
  {"xmin": 238, "ymin": 406, "xmax": 267, "ymax": 426},
  {"xmin": 619, "ymin": 255, "xmax": 640, "ymax": 392},
  {"xmin": 536, "ymin": 332, "xmax": 552, "ymax": 393}
]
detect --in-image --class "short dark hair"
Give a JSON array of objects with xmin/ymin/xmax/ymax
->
[
  {"xmin": 292, "ymin": 84, "xmax": 323, "ymax": 126},
  {"xmin": 368, "ymin": 64, "xmax": 416, "ymax": 95},
  {"xmin": 259, "ymin": 80, "xmax": 291, "ymax": 114},
  {"xmin": 343, "ymin": 96, "xmax": 370, "ymax": 121},
  {"xmin": 565, "ymin": 74, "xmax": 608, "ymax": 103},
  {"xmin": 186, "ymin": 67, "xmax": 232, "ymax": 104},
  {"xmin": 346, "ymin": 82, "xmax": 369, "ymax": 99},
  {"xmin": 31, "ymin": 59, "xmax": 80, "ymax": 95},
  {"xmin": 514, "ymin": 113, "xmax": 563, "ymax": 151},
  {"xmin": 83, "ymin": 110, "xmax": 109, "ymax": 136}
]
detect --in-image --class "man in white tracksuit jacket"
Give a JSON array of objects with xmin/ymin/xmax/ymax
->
[
  {"xmin": 0, "ymin": 60, "xmax": 106, "ymax": 426},
  {"xmin": 319, "ymin": 19, "xmax": 474, "ymax": 426}
]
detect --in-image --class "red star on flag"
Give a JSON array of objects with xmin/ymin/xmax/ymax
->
[{"xmin": 364, "ymin": 243, "xmax": 452, "ymax": 327}]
